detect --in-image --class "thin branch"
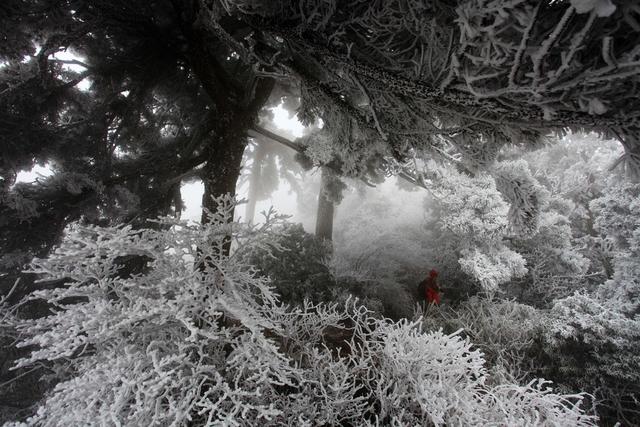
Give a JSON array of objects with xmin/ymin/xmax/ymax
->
[
  {"xmin": 547, "ymin": 10, "xmax": 597, "ymax": 86},
  {"xmin": 249, "ymin": 125, "xmax": 303, "ymax": 153},
  {"xmin": 352, "ymin": 73, "xmax": 387, "ymax": 140},
  {"xmin": 532, "ymin": 6, "xmax": 575, "ymax": 87},
  {"xmin": 250, "ymin": 125, "xmax": 380, "ymax": 188},
  {"xmin": 509, "ymin": 2, "xmax": 541, "ymax": 87},
  {"xmin": 49, "ymin": 58, "xmax": 92, "ymax": 70}
]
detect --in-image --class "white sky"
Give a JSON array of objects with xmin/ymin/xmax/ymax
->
[
  {"xmin": 14, "ymin": 164, "xmax": 54, "ymax": 185},
  {"xmin": 270, "ymin": 104, "xmax": 305, "ymax": 138},
  {"xmin": 50, "ymin": 50, "xmax": 92, "ymax": 91}
]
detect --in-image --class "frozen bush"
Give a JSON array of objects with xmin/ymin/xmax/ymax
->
[
  {"xmin": 421, "ymin": 297, "xmax": 548, "ymax": 383},
  {"xmin": 548, "ymin": 293, "xmax": 640, "ymax": 424}
]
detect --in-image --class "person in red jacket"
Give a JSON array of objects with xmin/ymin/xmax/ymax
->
[{"xmin": 418, "ymin": 269, "xmax": 441, "ymax": 305}]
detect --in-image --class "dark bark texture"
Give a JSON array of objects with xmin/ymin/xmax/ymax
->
[{"xmin": 315, "ymin": 167, "xmax": 335, "ymax": 241}]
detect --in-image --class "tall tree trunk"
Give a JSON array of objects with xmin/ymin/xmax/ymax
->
[
  {"xmin": 197, "ymin": 80, "xmax": 274, "ymax": 256},
  {"xmin": 245, "ymin": 140, "xmax": 267, "ymax": 224},
  {"xmin": 185, "ymin": 7, "xmax": 275, "ymax": 253},
  {"xmin": 200, "ymin": 121, "xmax": 249, "ymax": 224},
  {"xmin": 197, "ymin": 115, "xmax": 253, "ymax": 264},
  {"xmin": 315, "ymin": 166, "xmax": 335, "ymax": 241}
]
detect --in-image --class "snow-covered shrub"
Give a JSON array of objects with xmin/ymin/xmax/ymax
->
[
  {"xmin": 246, "ymin": 221, "xmax": 412, "ymax": 319},
  {"xmin": 547, "ymin": 293, "xmax": 640, "ymax": 425},
  {"xmin": 476, "ymin": 379, "xmax": 594, "ymax": 427},
  {"xmin": 7, "ymin": 196, "xmax": 595, "ymax": 426},
  {"xmin": 427, "ymin": 163, "xmax": 528, "ymax": 291},
  {"xmin": 589, "ymin": 180, "xmax": 640, "ymax": 313},
  {"xmin": 350, "ymin": 317, "xmax": 593, "ymax": 426},
  {"xmin": 544, "ymin": 179, "xmax": 640, "ymax": 424},
  {"xmin": 0, "ymin": 280, "xmax": 47, "ymax": 424},
  {"xmin": 243, "ymin": 222, "xmax": 335, "ymax": 304},
  {"xmin": 421, "ymin": 297, "xmax": 548, "ymax": 383},
  {"xmin": 9, "ymin": 196, "xmax": 296, "ymax": 426},
  {"xmin": 458, "ymin": 246, "xmax": 527, "ymax": 293}
]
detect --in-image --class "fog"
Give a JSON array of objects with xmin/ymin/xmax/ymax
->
[{"xmin": 180, "ymin": 104, "xmax": 428, "ymax": 240}]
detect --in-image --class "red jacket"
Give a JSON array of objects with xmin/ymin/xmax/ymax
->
[{"xmin": 419, "ymin": 275, "xmax": 441, "ymax": 304}]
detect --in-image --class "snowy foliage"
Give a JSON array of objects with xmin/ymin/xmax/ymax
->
[
  {"xmin": 570, "ymin": 0, "xmax": 616, "ymax": 17},
  {"xmin": 433, "ymin": 170, "xmax": 508, "ymax": 242},
  {"xmin": 5, "ymin": 197, "xmax": 595, "ymax": 426},
  {"xmin": 548, "ymin": 293, "xmax": 640, "ymax": 423},
  {"xmin": 493, "ymin": 160, "xmax": 547, "ymax": 238},
  {"xmin": 297, "ymin": 90, "xmax": 389, "ymax": 180},
  {"xmin": 242, "ymin": 222, "xmax": 336, "ymax": 304},
  {"xmin": 422, "ymin": 297, "xmax": 547, "ymax": 383},
  {"xmin": 589, "ymin": 180, "xmax": 640, "ymax": 313},
  {"xmin": 458, "ymin": 246, "xmax": 527, "ymax": 292},
  {"xmin": 509, "ymin": 202, "xmax": 592, "ymax": 305},
  {"xmin": 495, "ymin": 135, "xmax": 621, "ymax": 304},
  {"xmin": 297, "ymin": 131, "xmax": 335, "ymax": 166},
  {"xmin": 1, "ymin": 172, "xmax": 99, "ymax": 222},
  {"xmin": 428, "ymin": 163, "xmax": 527, "ymax": 291},
  {"xmin": 522, "ymin": 133, "xmax": 621, "ymax": 205},
  {"xmin": 542, "ymin": 175, "xmax": 640, "ymax": 423}
]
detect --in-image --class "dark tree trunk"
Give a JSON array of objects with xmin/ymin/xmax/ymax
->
[
  {"xmin": 315, "ymin": 166, "xmax": 335, "ymax": 241},
  {"xmin": 200, "ymin": 120, "xmax": 249, "ymax": 224},
  {"xmin": 196, "ymin": 76, "xmax": 274, "ymax": 256},
  {"xmin": 245, "ymin": 141, "xmax": 267, "ymax": 223},
  {"xmin": 195, "ymin": 116, "xmax": 251, "ymax": 267}
]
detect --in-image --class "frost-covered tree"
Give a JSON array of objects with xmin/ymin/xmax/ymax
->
[
  {"xmin": 215, "ymin": 0, "xmax": 640, "ymax": 181},
  {"xmin": 542, "ymin": 170, "xmax": 640, "ymax": 423},
  {"xmin": 499, "ymin": 134, "xmax": 622, "ymax": 305},
  {"xmin": 0, "ymin": 0, "xmax": 279, "ymax": 289},
  {"xmin": 425, "ymin": 162, "xmax": 527, "ymax": 292},
  {"xmin": 1, "ymin": 0, "xmax": 281, "ymax": 416}
]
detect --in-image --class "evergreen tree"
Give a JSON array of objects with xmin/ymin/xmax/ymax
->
[
  {"xmin": 1, "ymin": 0, "xmax": 279, "ymax": 292},
  {"xmin": 1, "ymin": 1, "xmax": 275, "ymax": 416}
]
